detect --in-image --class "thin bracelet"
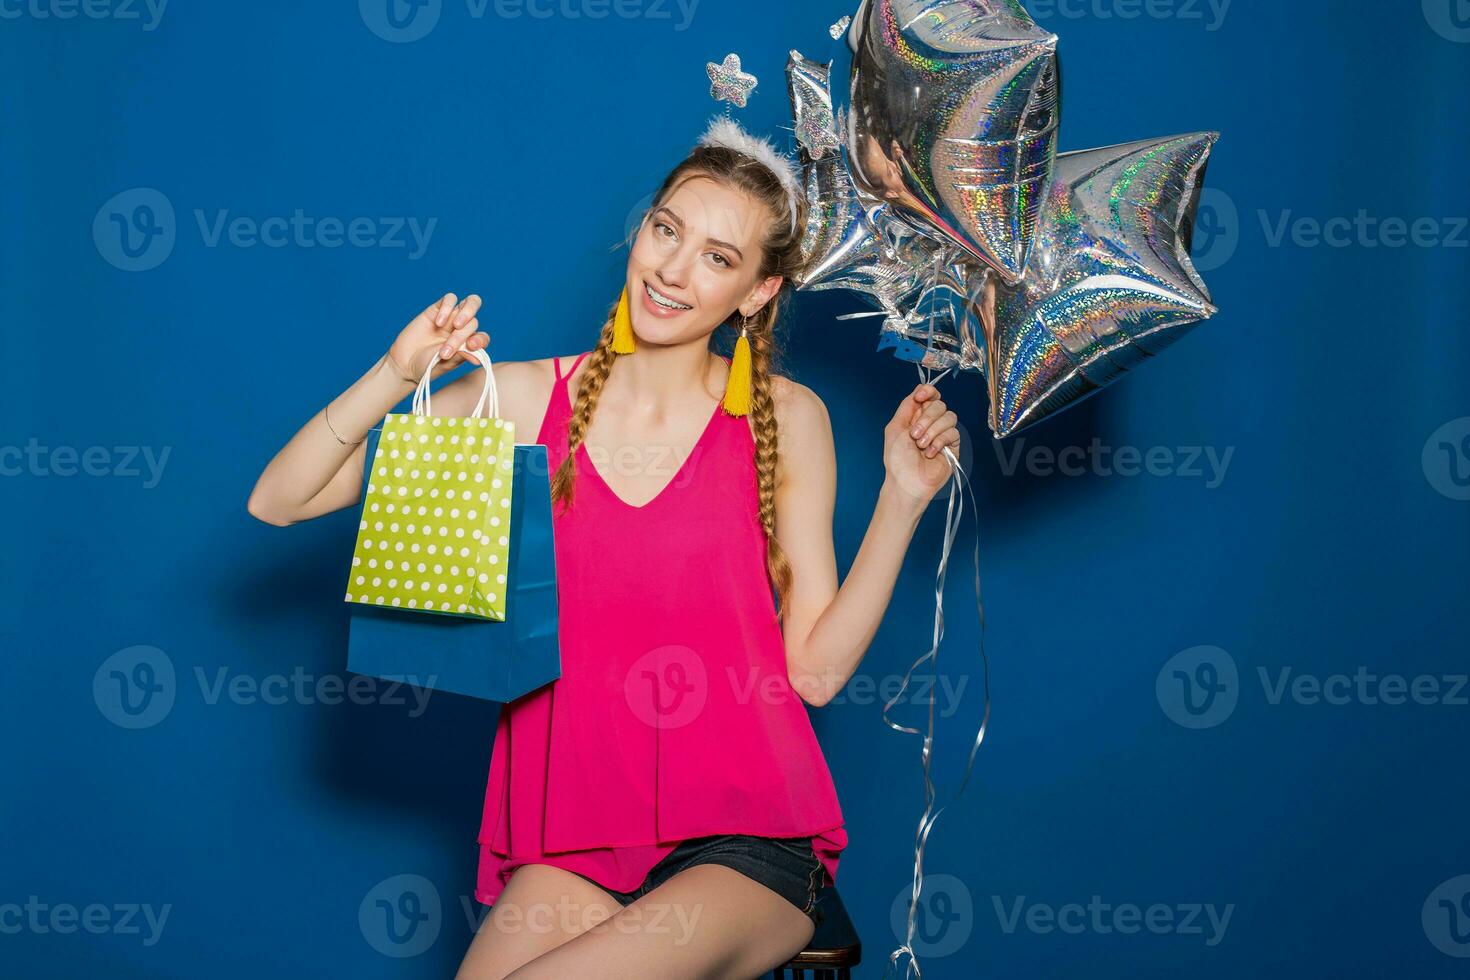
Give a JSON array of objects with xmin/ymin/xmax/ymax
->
[{"xmin": 324, "ymin": 401, "xmax": 364, "ymax": 446}]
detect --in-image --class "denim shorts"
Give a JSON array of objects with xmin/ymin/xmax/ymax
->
[{"xmin": 571, "ymin": 834, "xmax": 824, "ymax": 923}]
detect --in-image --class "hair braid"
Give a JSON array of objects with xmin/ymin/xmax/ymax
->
[
  {"xmin": 549, "ymin": 302, "xmax": 619, "ymax": 513},
  {"xmin": 744, "ymin": 312, "xmax": 793, "ymax": 618}
]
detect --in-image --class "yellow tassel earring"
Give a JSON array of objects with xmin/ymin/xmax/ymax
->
[
  {"xmin": 722, "ymin": 314, "xmax": 753, "ymax": 416},
  {"xmin": 612, "ymin": 286, "xmax": 636, "ymax": 354}
]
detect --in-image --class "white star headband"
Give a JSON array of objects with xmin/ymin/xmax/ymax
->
[{"xmin": 696, "ymin": 115, "xmax": 803, "ymax": 236}]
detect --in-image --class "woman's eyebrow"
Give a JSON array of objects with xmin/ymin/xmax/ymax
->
[{"xmin": 653, "ymin": 206, "xmax": 744, "ymax": 261}]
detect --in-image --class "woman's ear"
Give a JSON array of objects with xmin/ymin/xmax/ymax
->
[{"xmin": 744, "ymin": 275, "xmax": 784, "ymax": 315}]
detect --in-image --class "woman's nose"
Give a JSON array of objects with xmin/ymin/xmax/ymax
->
[{"xmin": 653, "ymin": 261, "xmax": 690, "ymax": 290}]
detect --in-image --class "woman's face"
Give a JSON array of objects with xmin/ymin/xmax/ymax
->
[{"xmin": 624, "ymin": 174, "xmax": 783, "ymax": 346}]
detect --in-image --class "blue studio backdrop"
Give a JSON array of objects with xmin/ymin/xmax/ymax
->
[{"xmin": 3, "ymin": 1, "xmax": 1468, "ymax": 976}]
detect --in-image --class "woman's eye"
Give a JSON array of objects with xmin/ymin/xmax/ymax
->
[
  {"xmin": 656, "ymin": 222, "xmax": 676, "ymax": 239},
  {"xmin": 709, "ymin": 253, "xmax": 730, "ymax": 267}
]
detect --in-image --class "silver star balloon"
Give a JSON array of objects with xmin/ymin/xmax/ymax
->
[
  {"xmin": 880, "ymin": 246, "xmax": 990, "ymax": 374},
  {"xmin": 788, "ymin": 50, "xmax": 976, "ymax": 368},
  {"xmin": 847, "ymin": 0, "xmax": 1061, "ymax": 284},
  {"xmin": 707, "ymin": 53, "xmax": 758, "ymax": 108},
  {"xmin": 788, "ymin": 53, "xmax": 925, "ymax": 308},
  {"xmin": 796, "ymin": 109, "xmax": 841, "ymax": 161},
  {"xmin": 983, "ymin": 132, "xmax": 1220, "ymax": 437},
  {"xmin": 787, "ymin": 50, "xmax": 842, "ymax": 161},
  {"xmin": 787, "ymin": 51, "xmax": 882, "ymax": 291}
]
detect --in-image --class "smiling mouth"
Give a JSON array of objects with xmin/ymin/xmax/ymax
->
[{"xmin": 644, "ymin": 281, "xmax": 692, "ymax": 311}]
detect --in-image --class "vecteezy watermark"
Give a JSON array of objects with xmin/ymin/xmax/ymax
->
[
  {"xmin": 93, "ymin": 645, "xmax": 437, "ymax": 729},
  {"xmin": 624, "ymin": 191, "xmax": 656, "ymax": 244},
  {"xmin": 1424, "ymin": 875, "xmax": 1470, "ymax": 958},
  {"xmin": 1258, "ymin": 667, "xmax": 1469, "ymax": 708},
  {"xmin": 1423, "ymin": 0, "xmax": 1470, "ymax": 43},
  {"xmin": 1259, "ymin": 210, "xmax": 1470, "ymax": 250},
  {"xmin": 359, "ymin": 0, "xmax": 699, "ymax": 42},
  {"xmin": 0, "ymin": 440, "xmax": 170, "ymax": 487},
  {"xmin": 93, "ymin": 188, "xmax": 437, "ymax": 272},
  {"xmin": 1156, "ymin": 645, "xmax": 1239, "ymax": 729},
  {"xmin": 624, "ymin": 644, "xmax": 709, "ymax": 730},
  {"xmin": 621, "ymin": 649, "xmax": 973, "ymax": 730},
  {"xmin": 93, "ymin": 188, "xmax": 175, "ymax": 272},
  {"xmin": 890, "ymin": 873, "xmax": 974, "ymax": 959},
  {"xmin": 361, "ymin": 874, "xmax": 442, "ymax": 958},
  {"xmin": 360, "ymin": 875, "xmax": 703, "ymax": 958},
  {"xmin": 93, "ymin": 646, "xmax": 178, "ymax": 730},
  {"xmin": 0, "ymin": 0, "xmax": 168, "ymax": 30},
  {"xmin": 0, "ymin": 897, "xmax": 171, "ymax": 947},
  {"xmin": 1027, "ymin": 0, "xmax": 1230, "ymax": 31},
  {"xmin": 459, "ymin": 893, "xmax": 703, "ymax": 943},
  {"xmin": 1190, "ymin": 186, "xmax": 1238, "ymax": 272},
  {"xmin": 1423, "ymin": 417, "xmax": 1470, "ymax": 501},
  {"xmin": 992, "ymin": 438, "xmax": 1234, "ymax": 488},
  {"xmin": 1189, "ymin": 188, "xmax": 1470, "ymax": 270},
  {"xmin": 992, "ymin": 895, "xmax": 1234, "ymax": 947},
  {"xmin": 359, "ymin": 0, "xmax": 442, "ymax": 42},
  {"xmin": 1158, "ymin": 646, "xmax": 1470, "ymax": 729}
]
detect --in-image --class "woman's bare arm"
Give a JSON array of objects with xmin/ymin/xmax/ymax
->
[
  {"xmin": 772, "ymin": 379, "xmax": 961, "ymax": 706},
  {"xmin": 245, "ymin": 353, "xmax": 415, "ymax": 526},
  {"xmin": 246, "ymin": 292, "xmax": 551, "ymax": 526}
]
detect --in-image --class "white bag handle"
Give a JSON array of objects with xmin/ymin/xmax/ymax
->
[{"xmin": 409, "ymin": 345, "xmax": 499, "ymax": 420}]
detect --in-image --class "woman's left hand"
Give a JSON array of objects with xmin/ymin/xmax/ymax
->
[{"xmin": 884, "ymin": 383, "xmax": 962, "ymax": 504}]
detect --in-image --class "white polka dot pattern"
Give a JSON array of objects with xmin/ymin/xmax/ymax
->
[{"xmin": 345, "ymin": 412, "xmax": 516, "ymax": 621}]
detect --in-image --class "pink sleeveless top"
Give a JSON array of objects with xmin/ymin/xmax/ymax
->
[{"xmin": 475, "ymin": 352, "xmax": 848, "ymax": 905}]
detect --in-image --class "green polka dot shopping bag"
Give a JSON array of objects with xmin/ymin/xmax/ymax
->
[
  {"xmin": 346, "ymin": 347, "xmax": 517, "ymax": 619},
  {"xmin": 344, "ymin": 345, "xmax": 562, "ymax": 702}
]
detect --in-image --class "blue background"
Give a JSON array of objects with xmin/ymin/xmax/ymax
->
[{"xmin": 4, "ymin": 0, "xmax": 1468, "ymax": 976}]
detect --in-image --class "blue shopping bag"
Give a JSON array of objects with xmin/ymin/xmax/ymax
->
[{"xmin": 347, "ymin": 424, "xmax": 562, "ymax": 702}]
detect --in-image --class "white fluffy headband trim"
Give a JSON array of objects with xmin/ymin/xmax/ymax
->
[{"xmin": 697, "ymin": 116, "xmax": 802, "ymax": 235}]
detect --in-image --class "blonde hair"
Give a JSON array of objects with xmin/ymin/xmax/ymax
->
[{"xmin": 550, "ymin": 145, "xmax": 808, "ymax": 617}]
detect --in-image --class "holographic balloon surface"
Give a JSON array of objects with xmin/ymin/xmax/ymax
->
[
  {"xmin": 786, "ymin": 4, "xmax": 1221, "ymax": 439},
  {"xmin": 984, "ymin": 133, "xmax": 1219, "ymax": 435},
  {"xmin": 846, "ymin": 0, "xmax": 1060, "ymax": 284}
]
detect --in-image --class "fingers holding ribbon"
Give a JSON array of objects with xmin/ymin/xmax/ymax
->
[{"xmin": 909, "ymin": 384, "xmax": 961, "ymax": 459}]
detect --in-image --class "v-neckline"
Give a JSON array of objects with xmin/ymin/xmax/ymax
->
[{"xmin": 576, "ymin": 399, "xmax": 724, "ymax": 510}]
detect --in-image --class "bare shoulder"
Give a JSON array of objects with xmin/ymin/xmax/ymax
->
[
  {"xmin": 494, "ymin": 355, "xmax": 557, "ymax": 397},
  {"xmin": 771, "ymin": 374, "xmax": 832, "ymax": 438},
  {"xmin": 496, "ymin": 355, "xmax": 580, "ymax": 436},
  {"xmin": 769, "ymin": 375, "xmax": 835, "ymax": 487},
  {"xmin": 429, "ymin": 355, "xmax": 561, "ymax": 438}
]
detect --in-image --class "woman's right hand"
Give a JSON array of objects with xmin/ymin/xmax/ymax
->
[{"xmin": 386, "ymin": 293, "xmax": 489, "ymax": 385}]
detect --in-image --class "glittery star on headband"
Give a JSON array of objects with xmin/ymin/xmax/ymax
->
[{"xmin": 706, "ymin": 53, "xmax": 758, "ymax": 108}]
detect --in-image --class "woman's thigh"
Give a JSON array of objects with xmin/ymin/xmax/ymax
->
[
  {"xmin": 501, "ymin": 863, "xmax": 816, "ymax": 980},
  {"xmin": 455, "ymin": 863, "xmax": 627, "ymax": 980}
]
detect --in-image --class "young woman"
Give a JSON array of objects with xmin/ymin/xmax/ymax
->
[{"xmin": 247, "ymin": 119, "xmax": 961, "ymax": 979}]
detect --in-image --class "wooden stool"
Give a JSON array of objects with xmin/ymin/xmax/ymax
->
[{"xmin": 770, "ymin": 887, "xmax": 861, "ymax": 979}]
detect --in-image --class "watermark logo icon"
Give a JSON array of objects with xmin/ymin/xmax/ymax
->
[
  {"xmin": 360, "ymin": 0, "xmax": 441, "ymax": 42},
  {"xmin": 624, "ymin": 191, "xmax": 656, "ymax": 244},
  {"xmin": 93, "ymin": 645, "xmax": 176, "ymax": 729},
  {"xmin": 889, "ymin": 873, "xmax": 973, "ymax": 959},
  {"xmin": 624, "ymin": 644, "xmax": 707, "ymax": 730},
  {"xmin": 1423, "ymin": 875, "xmax": 1470, "ymax": 957},
  {"xmin": 1422, "ymin": 417, "xmax": 1470, "ymax": 501},
  {"xmin": 1157, "ymin": 645, "xmax": 1238, "ymax": 729},
  {"xmin": 360, "ymin": 874, "xmax": 442, "ymax": 957},
  {"xmin": 1424, "ymin": 0, "xmax": 1470, "ymax": 42},
  {"xmin": 93, "ymin": 188, "xmax": 175, "ymax": 272},
  {"xmin": 1190, "ymin": 187, "xmax": 1238, "ymax": 272}
]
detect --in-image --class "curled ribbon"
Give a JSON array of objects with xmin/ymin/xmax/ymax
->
[{"xmin": 883, "ymin": 361, "xmax": 990, "ymax": 980}]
